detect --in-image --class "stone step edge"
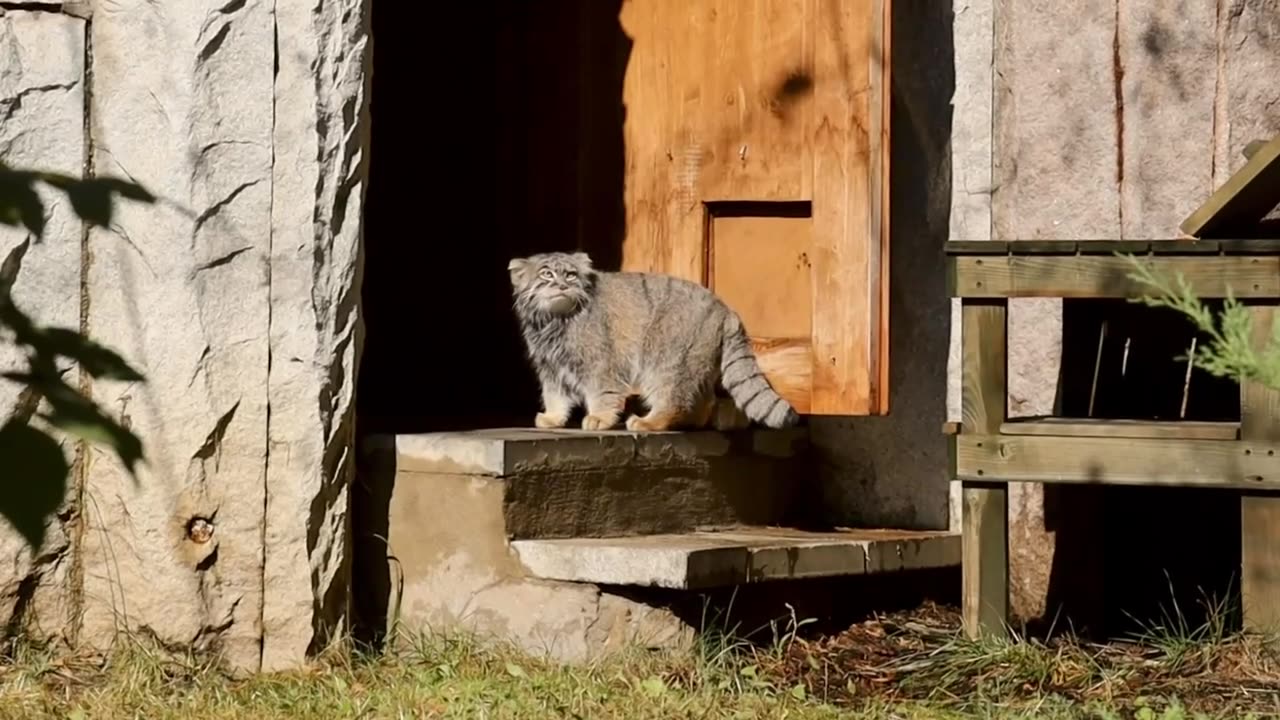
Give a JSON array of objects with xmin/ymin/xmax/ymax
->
[
  {"xmin": 376, "ymin": 427, "xmax": 808, "ymax": 477},
  {"xmin": 510, "ymin": 527, "xmax": 960, "ymax": 591}
]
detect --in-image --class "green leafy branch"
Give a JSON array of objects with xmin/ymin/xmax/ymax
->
[
  {"xmin": 0, "ymin": 163, "xmax": 154, "ymax": 550},
  {"xmin": 1120, "ymin": 252, "xmax": 1280, "ymax": 390}
]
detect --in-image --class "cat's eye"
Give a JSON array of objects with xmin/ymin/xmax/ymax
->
[
  {"xmin": 564, "ymin": 270, "xmax": 578, "ymax": 280},
  {"xmin": 538, "ymin": 268, "xmax": 554, "ymax": 280}
]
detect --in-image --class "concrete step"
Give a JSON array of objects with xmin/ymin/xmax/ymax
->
[
  {"xmin": 354, "ymin": 429, "xmax": 956, "ymax": 665},
  {"xmin": 365, "ymin": 427, "xmax": 810, "ymax": 539},
  {"xmin": 512, "ymin": 527, "xmax": 960, "ymax": 590}
]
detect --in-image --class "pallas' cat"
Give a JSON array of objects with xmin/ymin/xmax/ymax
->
[{"xmin": 507, "ymin": 251, "xmax": 799, "ymax": 432}]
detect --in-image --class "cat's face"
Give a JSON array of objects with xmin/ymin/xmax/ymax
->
[{"xmin": 508, "ymin": 252, "xmax": 595, "ymax": 317}]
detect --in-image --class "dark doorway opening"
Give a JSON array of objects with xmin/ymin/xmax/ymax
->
[{"xmin": 357, "ymin": 1, "xmax": 631, "ymax": 435}]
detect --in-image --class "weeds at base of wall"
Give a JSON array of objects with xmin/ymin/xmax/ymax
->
[{"xmin": 1, "ymin": 595, "xmax": 1279, "ymax": 718}]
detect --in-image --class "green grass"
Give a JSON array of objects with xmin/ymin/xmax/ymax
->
[
  {"xmin": 0, "ymin": 598, "xmax": 1276, "ymax": 719},
  {"xmin": 0, "ymin": 631, "xmax": 877, "ymax": 720}
]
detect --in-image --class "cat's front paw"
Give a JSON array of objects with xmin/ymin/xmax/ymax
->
[
  {"xmin": 581, "ymin": 414, "xmax": 617, "ymax": 431},
  {"xmin": 535, "ymin": 412, "xmax": 569, "ymax": 428}
]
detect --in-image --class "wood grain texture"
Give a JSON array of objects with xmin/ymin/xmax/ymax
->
[
  {"xmin": 999, "ymin": 417, "xmax": 1240, "ymax": 441},
  {"xmin": 959, "ymin": 301, "xmax": 1008, "ymax": 638},
  {"xmin": 618, "ymin": 0, "xmax": 706, "ymax": 281},
  {"xmin": 696, "ymin": 1, "xmax": 810, "ymax": 202},
  {"xmin": 960, "ymin": 302, "xmax": 1007, "ymax": 433},
  {"xmin": 1241, "ymin": 305, "xmax": 1280, "ymax": 635},
  {"xmin": 963, "ymin": 482, "xmax": 1008, "ymax": 639},
  {"xmin": 945, "ymin": 240, "xmax": 1280, "ymax": 254},
  {"xmin": 711, "ymin": 214, "xmax": 813, "ymax": 338},
  {"xmin": 951, "ymin": 255, "xmax": 1280, "ymax": 299},
  {"xmin": 620, "ymin": 0, "xmax": 889, "ymax": 416},
  {"xmin": 955, "ymin": 434, "xmax": 1280, "ymax": 489},
  {"xmin": 808, "ymin": 0, "xmax": 888, "ymax": 415}
]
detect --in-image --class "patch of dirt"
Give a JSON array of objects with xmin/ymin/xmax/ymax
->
[{"xmin": 758, "ymin": 602, "xmax": 1280, "ymax": 716}]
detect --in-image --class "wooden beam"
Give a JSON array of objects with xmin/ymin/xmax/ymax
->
[
  {"xmin": 1180, "ymin": 134, "xmax": 1280, "ymax": 238},
  {"xmin": 963, "ymin": 481, "xmax": 1007, "ymax": 640},
  {"xmin": 1222, "ymin": 239, "xmax": 1280, "ymax": 255},
  {"xmin": 959, "ymin": 301, "xmax": 1008, "ymax": 639},
  {"xmin": 960, "ymin": 302, "xmax": 1007, "ymax": 433},
  {"xmin": 999, "ymin": 417, "xmax": 1240, "ymax": 441},
  {"xmin": 954, "ymin": 434, "xmax": 1280, "ymax": 489},
  {"xmin": 949, "ymin": 255, "xmax": 1280, "ymax": 299},
  {"xmin": 944, "ymin": 239, "xmax": 1280, "ymax": 255},
  {"xmin": 1241, "ymin": 305, "xmax": 1280, "ymax": 638},
  {"xmin": 945, "ymin": 241, "xmax": 1010, "ymax": 255}
]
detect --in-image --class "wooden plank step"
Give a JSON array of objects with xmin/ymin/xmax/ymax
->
[
  {"xmin": 511, "ymin": 527, "xmax": 959, "ymax": 590},
  {"xmin": 1000, "ymin": 417, "xmax": 1240, "ymax": 441}
]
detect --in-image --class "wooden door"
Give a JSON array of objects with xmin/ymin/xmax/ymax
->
[{"xmin": 618, "ymin": 0, "xmax": 891, "ymax": 416}]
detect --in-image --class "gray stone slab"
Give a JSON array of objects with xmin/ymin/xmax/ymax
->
[
  {"xmin": 512, "ymin": 528, "xmax": 960, "ymax": 590},
  {"xmin": 382, "ymin": 429, "xmax": 805, "ymax": 540},
  {"xmin": 393, "ymin": 427, "xmax": 808, "ymax": 476}
]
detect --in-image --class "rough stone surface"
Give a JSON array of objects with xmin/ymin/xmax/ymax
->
[
  {"xmin": 0, "ymin": 11, "xmax": 86, "ymax": 644},
  {"xmin": 390, "ymin": 429, "xmax": 806, "ymax": 540},
  {"xmin": 262, "ymin": 0, "xmax": 370, "ymax": 672},
  {"xmin": 81, "ymin": 1, "xmax": 274, "ymax": 671},
  {"xmin": 383, "ymin": 449, "xmax": 689, "ymax": 663},
  {"xmin": 396, "ymin": 428, "xmax": 806, "ymax": 475},
  {"xmin": 512, "ymin": 529, "xmax": 960, "ymax": 590},
  {"xmin": 949, "ymin": 0, "xmax": 994, "ymax": 244},
  {"xmin": 1218, "ymin": 0, "xmax": 1280, "ymax": 181},
  {"xmin": 1119, "ymin": 0, "xmax": 1217, "ymax": 238},
  {"xmin": 0, "ymin": 0, "xmax": 371, "ymax": 673}
]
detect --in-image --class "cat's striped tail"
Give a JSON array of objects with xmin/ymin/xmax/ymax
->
[{"xmin": 718, "ymin": 313, "xmax": 800, "ymax": 429}]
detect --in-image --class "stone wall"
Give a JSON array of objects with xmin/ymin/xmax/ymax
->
[
  {"xmin": 0, "ymin": 1, "xmax": 370, "ymax": 673},
  {"xmin": 943, "ymin": 0, "xmax": 1280, "ymax": 621}
]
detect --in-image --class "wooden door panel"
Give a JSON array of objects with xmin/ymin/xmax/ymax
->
[
  {"xmin": 709, "ymin": 210, "xmax": 812, "ymax": 339},
  {"xmin": 708, "ymin": 203, "xmax": 814, "ymax": 412},
  {"xmin": 694, "ymin": 1, "xmax": 811, "ymax": 202},
  {"xmin": 620, "ymin": 0, "xmax": 890, "ymax": 416}
]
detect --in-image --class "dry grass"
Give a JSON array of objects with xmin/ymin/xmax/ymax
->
[
  {"xmin": 1, "ymin": 600, "xmax": 1278, "ymax": 719},
  {"xmin": 764, "ymin": 602, "xmax": 1280, "ymax": 719}
]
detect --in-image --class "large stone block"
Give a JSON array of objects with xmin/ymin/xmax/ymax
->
[
  {"xmin": 0, "ymin": 10, "xmax": 86, "ymax": 645},
  {"xmin": 390, "ymin": 429, "xmax": 807, "ymax": 539},
  {"xmin": 362, "ymin": 432, "xmax": 703, "ymax": 663},
  {"xmin": 263, "ymin": 0, "xmax": 370, "ymax": 672},
  {"xmin": 82, "ymin": 0, "xmax": 274, "ymax": 671}
]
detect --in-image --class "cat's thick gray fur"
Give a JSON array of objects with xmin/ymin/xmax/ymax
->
[{"xmin": 507, "ymin": 251, "xmax": 800, "ymax": 431}]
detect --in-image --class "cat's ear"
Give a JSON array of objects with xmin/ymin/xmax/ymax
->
[
  {"xmin": 507, "ymin": 258, "xmax": 532, "ymax": 286},
  {"xmin": 570, "ymin": 252, "xmax": 594, "ymax": 271}
]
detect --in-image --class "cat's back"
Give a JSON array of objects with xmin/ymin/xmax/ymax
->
[
  {"xmin": 595, "ymin": 270, "xmax": 721, "ymax": 316},
  {"xmin": 590, "ymin": 270, "xmax": 727, "ymax": 354}
]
